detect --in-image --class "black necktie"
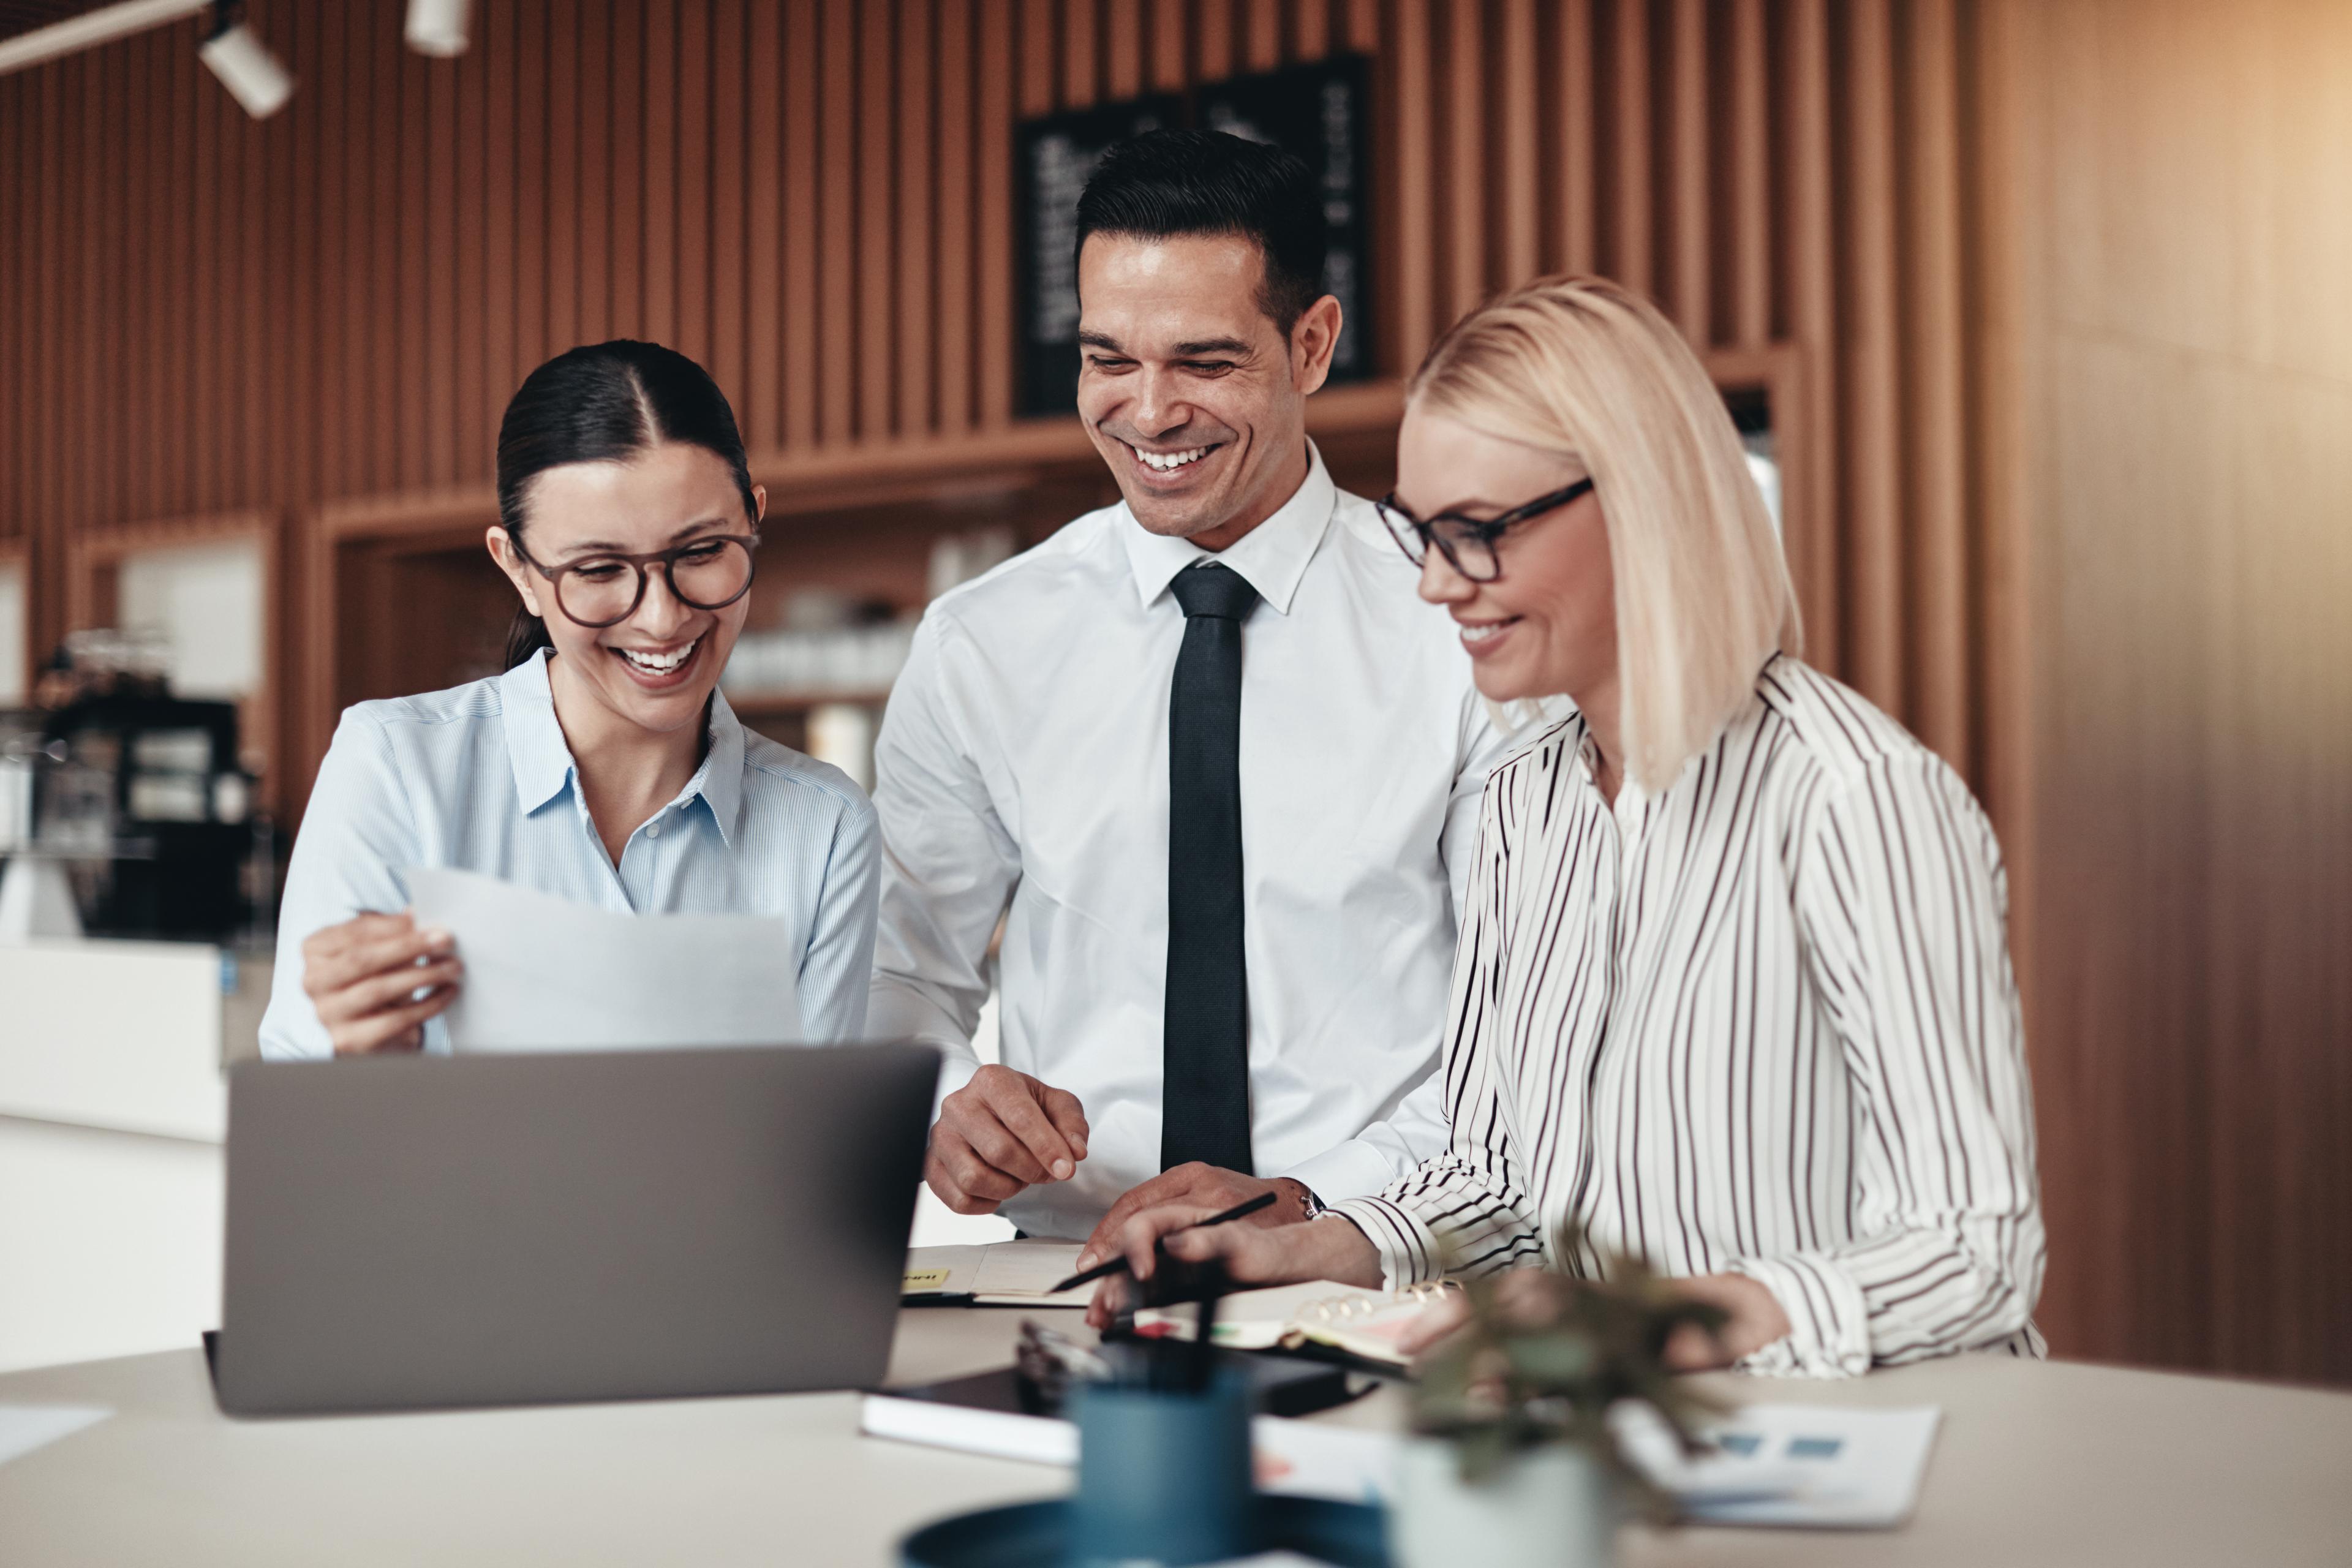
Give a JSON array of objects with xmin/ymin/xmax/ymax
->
[{"xmin": 1162, "ymin": 562, "xmax": 1260, "ymax": 1175}]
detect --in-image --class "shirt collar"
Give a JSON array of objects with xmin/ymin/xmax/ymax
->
[
  {"xmin": 1118, "ymin": 440, "xmax": 1338, "ymax": 616},
  {"xmin": 501, "ymin": 652, "xmax": 576, "ymax": 816},
  {"xmin": 499, "ymin": 650, "xmax": 748, "ymax": 845},
  {"xmin": 694, "ymin": 690, "xmax": 747, "ymax": 845}
]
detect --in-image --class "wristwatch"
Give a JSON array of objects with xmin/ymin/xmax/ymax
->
[{"xmin": 1291, "ymin": 1180, "xmax": 1329, "ymax": 1223}]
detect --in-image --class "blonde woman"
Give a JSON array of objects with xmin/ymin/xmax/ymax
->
[{"xmin": 1091, "ymin": 277, "xmax": 2044, "ymax": 1377}]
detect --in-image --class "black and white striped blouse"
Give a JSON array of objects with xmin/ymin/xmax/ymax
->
[{"xmin": 1333, "ymin": 655, "xmax": 2045, "ymax": 1378}]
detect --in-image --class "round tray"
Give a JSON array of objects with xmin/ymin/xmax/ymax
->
[{"xmin": 901, "ymin": 1494, "xmax": 1389, "ymax": 1568}]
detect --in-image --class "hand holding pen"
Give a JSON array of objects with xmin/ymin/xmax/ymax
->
[
  {"xmin": 1080, "ymin": 1187, "xmax": 1390, "ymax": 1330},
  {"xmin": 1050, "ymin": 1191, "xmax": 1277, "ymax": 1293}
]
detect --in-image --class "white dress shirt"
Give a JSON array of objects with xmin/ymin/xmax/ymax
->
[
  {"xmin": 1333, "ymin": 657, "xmax": 2046, "ymax": 1377},
  {"xmin": 260, "ymin": 651, "xmax": 880, "ymax": 1059},
  {"xmin": 869, "ymin": 447, "xmax": 1512, "ymax": 1238}
]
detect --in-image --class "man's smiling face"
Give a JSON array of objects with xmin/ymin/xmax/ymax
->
[{"xmin": 1074, "ymin": 232, "xmax": 1336, "ymax": 552}]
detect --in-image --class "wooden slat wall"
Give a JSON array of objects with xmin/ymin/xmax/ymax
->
[
  {"xmin": 1988, "ymin": 0, "xmax": 2352, "ymax": 1387},
  {"xmin": 6, "ymin": 0, "xmax": 2343, "ymax": 1385},
  {"xmin": 3, "ymin": 0, "xmax": 1992, "ymax": 796}
]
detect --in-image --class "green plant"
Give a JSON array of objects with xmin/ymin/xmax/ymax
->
[{"xmin": 1409, "ymin": 1228, "xmax": 1728, "ymax": 1518}]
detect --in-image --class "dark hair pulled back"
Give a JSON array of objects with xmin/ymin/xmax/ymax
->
[{"xmin": 494, "ymin": 340, "xmax": 758, "ymax": 669}]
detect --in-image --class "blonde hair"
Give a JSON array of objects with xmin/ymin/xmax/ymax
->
[{"xmin": 1410, "ymin": 276, "xmax": 1801, "ymax": 790}]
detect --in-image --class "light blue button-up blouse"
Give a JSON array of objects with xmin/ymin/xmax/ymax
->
[{"xmin": 258, "ymin": 651, "xmax": 880, "ymax": 1058}]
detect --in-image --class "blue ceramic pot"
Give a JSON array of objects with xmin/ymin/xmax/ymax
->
[{"xmin": 1065, "ymin": 1372, "xmax": 1254, "ymax": 1567}]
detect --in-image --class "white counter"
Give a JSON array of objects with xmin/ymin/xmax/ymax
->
[
  {"xmin": 0, "ymin": 938, "xmax": 245, "ymax": 1141},
  {"xmin": 0, "ymin": 939, "xmax": 267, "ymax": 1373}
]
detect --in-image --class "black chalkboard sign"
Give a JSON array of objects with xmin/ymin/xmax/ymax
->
[
  {"xmin": 1197, "ymin": 56, "xmax": 1375, "ymax": 383},
  {"xmin": 1014, "ymin": 55, "xmax": 1376, "ymax": 420}
]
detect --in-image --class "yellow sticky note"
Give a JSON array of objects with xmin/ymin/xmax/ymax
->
[{"xmin": 903, "ymin": 1268, "xmax": 954, "ymax": 1293}]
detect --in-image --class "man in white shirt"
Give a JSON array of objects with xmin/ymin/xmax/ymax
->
[{"xmin": 869, "ymin": 130, "xmax": 1511, "ymax": 1256}]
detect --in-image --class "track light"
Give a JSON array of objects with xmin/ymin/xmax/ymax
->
[
  {"xmin": 198, "ymin": 1, "xmax": 292, "ymax": 119},
  {"xmin": 405, "ymin": 0, "xmax": 472, "ymax": 58}
]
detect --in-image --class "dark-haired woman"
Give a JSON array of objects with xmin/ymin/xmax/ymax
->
[{"xmin": 258, "ymin": 341, "xmax": 879, "ymax": 1058}]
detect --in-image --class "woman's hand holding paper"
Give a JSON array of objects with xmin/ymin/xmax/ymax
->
[{"xmin": 300, "ymin": 910, "xmax": 462, "ymax": 1055}]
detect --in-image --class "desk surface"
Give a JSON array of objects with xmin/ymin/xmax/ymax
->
[{"xmin": 2, "ymin": 1309, "xmax": 2348, "ymax": 1567}]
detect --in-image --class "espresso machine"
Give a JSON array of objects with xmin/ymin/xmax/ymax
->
[{"xmin": 1, "ymin": 633, "xmax": 265, "ymax": 943}]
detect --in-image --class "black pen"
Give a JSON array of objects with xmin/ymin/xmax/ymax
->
[{"xmin": 1049, "ymin": 1190, "xmax": 1280, "ymax": 1294}]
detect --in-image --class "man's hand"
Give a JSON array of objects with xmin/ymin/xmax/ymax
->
[
  {"xmin": 925, "ymin": 1064, "xmax": 1090, "ymax": 1215},
  {"xmin": 1076, "ymin": 1164, "xmax": 1311, "ymax": 1273}
]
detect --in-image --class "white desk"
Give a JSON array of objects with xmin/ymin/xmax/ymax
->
[{"xmin": 1, "ymin": 1309, "xmax": 2347, "ymax": 1566}]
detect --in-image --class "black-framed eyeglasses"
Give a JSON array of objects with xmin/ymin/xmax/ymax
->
[
  {"xmin": 1373, "ymin": 477, "xmax": 1596, "ymax": 584},
  {"xmin": 510, "ymin": 533, "xmax": 761, "ymax": 629}
]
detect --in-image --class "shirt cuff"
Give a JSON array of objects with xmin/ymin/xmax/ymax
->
[
  {"xmin": 1725, "ymin": 1252, "xmax": 1874, "ymax": 1379},
  {"xmin": 1327, "ymin": 1194, "xmax": 1444, "ymax": 1292},
  {"xmin": 928, "ymin": 1052, "xmax": 979, "ymax": 1122},
  {"xmin": 1273, "ymin": 1137, "xmax": 1404, "ymax": 1209}
]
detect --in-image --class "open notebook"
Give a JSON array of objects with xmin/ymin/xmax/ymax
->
[
  {"xmin": 902, "ymin": 1242, "xmax": 1095, "ymax": 1308},
  {"xmin": 1132, "ymin": 1280, "xmax": 1461, "ymax": 1370}
]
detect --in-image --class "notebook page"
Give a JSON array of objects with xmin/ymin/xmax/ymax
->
[{"xmin": 971, "ymin": 1241, "xmax": 1093, "ymax": 1306}]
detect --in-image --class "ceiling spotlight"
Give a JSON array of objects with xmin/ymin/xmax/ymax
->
[
  {"xmin": 198, "ymin": 1, "xmax": 292, "ymax": 119},
  {"xmin": 405, "ymin": 0, "xmax": 472, "ymax": 58}
]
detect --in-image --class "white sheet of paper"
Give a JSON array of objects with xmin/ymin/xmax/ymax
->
[
  {"xmin": 1267, "ymin": 1402, "xmax": 1941, "ymax": 1527},
  {"xmin": 1616, "ymin": 1401, "xmax": 1944, "ymax": 1528},
  {"xmin": 1253, "ymin": 1419, "xmax": 1400, "ymax": 1504},
  {"xmin": 0, "ymin": 1405, "xmax": 109, "ymax": 1469},
  {"xmin": 406, "ymin": 865, "xmax": 801, "ymax": 1052}
]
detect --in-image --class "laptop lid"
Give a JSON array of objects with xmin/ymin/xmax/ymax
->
[{"xmin": 216, "ymin": 1043, "xmax": 937, "ymax": 1415}]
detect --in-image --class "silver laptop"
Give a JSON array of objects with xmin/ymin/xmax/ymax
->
[{"xmin": 213, "ymin": 1043, "xmax": 937, "ymax": 1415}]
